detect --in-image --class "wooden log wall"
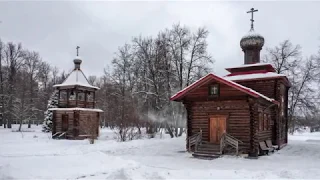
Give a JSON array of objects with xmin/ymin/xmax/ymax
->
[
  {"xmin": 184, "ymin": 79, "xmax": 248, "ymax": 101},
  {"xmin": 52, "ymin": 110, "xmax": 100, "ymax": 139},
  {"xmin": 58, "ymin": 100, "xmax": 94, "ymax": 108},
  {"xmin": 53, "ymin": 110, "xmax": 75, "ymax": 138},
  {"xmin": 184, "ymin": 102, "xmax": 193, "ymax": 150},
  {"xmin": 238, "ymin": 80, "xmax": 275, "ymax": 98},
  {"xmin": 78, "ymin": 111, "xmax": 100, "ymax": 137},
  {"xmin": 256, "ymin": 103, "xmax": 273, "ymax": 143},
  {"xmin": 249, "ymin": 99, "xmax": 259, "ymax": 156},
  {"xmin": 187, "ymin": 100, "xmax": 251, "ymax": 153},
  {"xmin": 238, "ymin": 79, "xmax": 289, "ymax": 146}
]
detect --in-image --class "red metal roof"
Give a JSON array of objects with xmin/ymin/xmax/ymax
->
[{"xmin": 170, "ymin": 73, "xmax": 279, "ymax": 105}]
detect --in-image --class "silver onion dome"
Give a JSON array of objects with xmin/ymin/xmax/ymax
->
[
  {"xmin": 240, "ymin": 29, "xmax": 264, "ymax": 50},
  {"xmin": 73, "ymin": 56, "xmax": 82, "ymax": 70}
]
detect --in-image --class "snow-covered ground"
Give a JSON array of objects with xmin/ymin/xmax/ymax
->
[{"xmin": 1, "ymin": 125, "xmax": 320, "ymax": 179}]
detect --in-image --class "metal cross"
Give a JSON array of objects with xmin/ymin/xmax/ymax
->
[
  {"xmin": 76, "ymin": 46, "xmax": 80, "ymax": 56},
  {"xmin": 247, "ymin": 8, "xmax": 258, "ymax": 30}
]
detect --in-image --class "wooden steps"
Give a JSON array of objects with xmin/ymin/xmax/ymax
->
[{"xmin": 192, "ymin": 142, "xmax": 221, "ymax": 160}]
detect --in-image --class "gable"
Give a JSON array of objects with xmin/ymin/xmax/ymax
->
[
  {"xmin": 170, "ymin": 73, "xmax": 278, "ymax": 105},
  {"xmin": 183, "ymin": 79, "xmax": 248, "ymax": 101}
]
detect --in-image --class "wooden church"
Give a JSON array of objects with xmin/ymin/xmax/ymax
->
[
  {"xmin": 170, "ymin": 8, "xmax": 290, "ymax": 158},
  {"xmin": 49, "ymin": 50, "xmax": 103, "ymax": 140}
]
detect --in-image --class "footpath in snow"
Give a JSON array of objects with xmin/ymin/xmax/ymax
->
[{"xmin": 1, "ymin": 125, "xmax": 320, "ymax": 179}]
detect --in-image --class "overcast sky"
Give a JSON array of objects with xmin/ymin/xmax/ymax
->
[{"xmin": 0, "ymin": 1, "xmax": 319, "ymax": 77}]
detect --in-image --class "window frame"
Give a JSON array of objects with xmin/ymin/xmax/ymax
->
[{"xmin": 208, "ymin": 84, "xmax": 220, "ymax": 97}]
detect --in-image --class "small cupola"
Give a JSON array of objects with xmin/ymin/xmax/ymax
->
[
  {"xmin": 240, "ymin": 8, "xmax": 264, "ymax": 64},
  {"xmin": 73, "ymin": 57, "xmax": 82, "ymax": 70}
]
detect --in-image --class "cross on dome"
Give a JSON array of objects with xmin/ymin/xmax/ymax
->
[{"xmin": 247, "ymin": 8, "xmax": 258, "ymax": 31}]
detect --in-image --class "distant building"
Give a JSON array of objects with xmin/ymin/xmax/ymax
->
[{"xmin": 49, "ymin": 55, "xmax": 103, "ymax": 139}]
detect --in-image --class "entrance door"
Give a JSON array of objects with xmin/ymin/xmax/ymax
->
[
  {"xmin": 62, "ymin": 114, "xmax": 69, "ymax": 132},
  {"xmin": 209, "ymin": 115, "xmax": 227, "ymax": 143}
]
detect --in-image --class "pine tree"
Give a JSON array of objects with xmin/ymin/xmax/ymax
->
[{"xmin": 42, "ymin": 90, "xmax": 59, "ymax": 132}]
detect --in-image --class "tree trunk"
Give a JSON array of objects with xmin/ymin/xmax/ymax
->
[
  {"xmin": 28, "ymin": 120, "xmax": 31, "ymax": 128},
  {"xmin": 18, "ymin": 118, "xmax": 23, "ymax": 131},
  {"xmin": 166, "ymin": 123, "xmax": 174, "ymax": 138}
]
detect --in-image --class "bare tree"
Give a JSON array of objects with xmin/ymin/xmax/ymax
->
[
  {"xmin": 4, "ymin": 42, "xmax": 25, "ymax": 128},
  {"xmin": 264, "ymin": 40, "xmax": 320, "ymax": 132},
  {"xmin": 24, "ymin": 51, "xmax": 41, "ymax": 128},
  {"xmin": 0, "ymin": 40, "xmax": 4, "ymax": 127},
  {"xmin": 264, "ymin": 40, "xmax": 301, "ymax": 74},
  {"xmin": 51, "ymin": 66, "xmax": 59, "ymax": 85}
]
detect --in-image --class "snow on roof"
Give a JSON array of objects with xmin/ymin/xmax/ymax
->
[
  {"xmin": 242, "ymin": 29, "xmax": 264, "ymax": 39},
  {"xmin": 170, "ymin": 73, "xmax": 278, "ymax": 104},
  {"xmin": 226, "ymin": 63, "xmax": 274, "ymax": 70},
  {"xmin": 53, "ymin": 69, "xmax": 99, "ymax": 90},
  {"xmin": 49, "ymin": 108, "xmax": 103, "ymax": 112},
  {"xmin": 225, "ymin": 72, "xmax": 287, "ymax": 81}
]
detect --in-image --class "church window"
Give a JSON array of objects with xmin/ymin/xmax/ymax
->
[
  {"xmin": 209, "ymin": 84, "xmax": 219, "ymax": 96},
  {"xmin": 259, "ymin": 112, "xmax": 270, "ymax": 131}
]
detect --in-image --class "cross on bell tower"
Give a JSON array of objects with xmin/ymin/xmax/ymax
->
[
  {"xmin": 76, "ymin": 46, "xmax": 80, "ymax": 56},
  {"xmin": 247, "ymin": 8, "xmax": 258, "ymax": 30}
]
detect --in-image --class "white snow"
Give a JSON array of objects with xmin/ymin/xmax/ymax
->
[
  {"xmin": 1, "ymin": 125, "xmax": 320, "ymax": 179},
  {"xmin": 53, "ymin": 70, "xmax": 99, "ymax": 90},
  {"xmin": 225, "ymin": 63, "xmax": 274, "ymax": 70},
  {"xmin": 241, "ymin": 29, "xmax": 264, "ymax": 39},
  {"xmin": 225, "ymin": 72, "xmax": 287, "ymax": 81},
  {"xmin": 48, "ymin": 108, "xmax": 103, "ymax": 112}
]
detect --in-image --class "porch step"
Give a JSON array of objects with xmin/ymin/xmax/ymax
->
[
  {"xmin": 192, "ymin": 142, "xmax": 221, "ymax": 159},
  {"xmin": 192, "ymin": 152, "xmax": 221, "ymax": 160}
]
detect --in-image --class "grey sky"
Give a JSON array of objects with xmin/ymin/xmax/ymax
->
[{"xmin": 0, "ymin": 1, "xmax": 319, "ymax": 77}]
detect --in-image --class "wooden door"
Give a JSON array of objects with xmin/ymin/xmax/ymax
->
[
  {"xmin": 209, "ymin": 116, "xmax": 227, "ymax": 143},
  {"xmin": 62, "ymin": 114, "xmax": 69, "ymax": 132}
]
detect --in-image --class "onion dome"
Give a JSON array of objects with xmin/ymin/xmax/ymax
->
[
  {"xmin": 240, "ymin": 29, "xmax": 264, "ymax": 50},
  {"xmin": 73, "ymin": 56, "xmax": 82, "ymax": 70}
]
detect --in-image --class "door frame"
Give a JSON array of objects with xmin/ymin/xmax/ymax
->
[
  {"xmin": 62, "ymin": 114, "xmax": 69, "ymax": 132},
  {"xmin": 208, "ymin": 114, "xmax": 229, "ymax": 143}
]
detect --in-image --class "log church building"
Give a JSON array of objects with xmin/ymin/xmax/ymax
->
[{"xmin": 170, "ymin": 8, "xmax": 290, "ymax": 158}]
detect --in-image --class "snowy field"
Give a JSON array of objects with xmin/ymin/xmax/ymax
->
[{"xmin": 1, "ymin": 125, "xmax": 320, "ymax": 179}]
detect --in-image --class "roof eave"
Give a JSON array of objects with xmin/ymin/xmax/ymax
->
[
  {"xmin": 230, "ymin": 76, "xmax": 291, "ymax": 87},
  {"xmin": 53, "ymin": 84, "xmax": 100, "ymax": 90}
]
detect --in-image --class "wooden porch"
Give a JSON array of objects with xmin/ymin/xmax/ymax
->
[{"xmin": 188, "ymin": 130, "xmax": 244, "ymax": 159}]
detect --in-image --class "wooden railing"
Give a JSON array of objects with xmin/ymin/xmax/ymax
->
[
  {"xmin": 188, "ymin": 129, "xmax": 202, "ymax": 152},
  {"xmin": 220, "ymin": 133, "xmax": 243, "ymax": 155},
  {"xmin": 52, "ymin": 131, "xmax": 67, "ymax": 139}
]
